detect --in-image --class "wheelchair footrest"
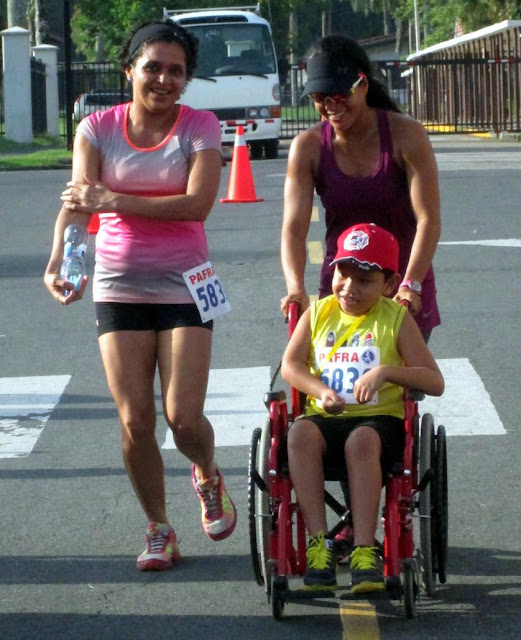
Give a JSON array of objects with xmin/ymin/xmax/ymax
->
[{"xmin": 277, "ymin": 583, "xmax": 401, "ymax": 602}]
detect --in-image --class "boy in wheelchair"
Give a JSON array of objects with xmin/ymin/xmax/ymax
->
[{"xmin": 281, "ymin": 223, "xmax": 444, "ymax": 593}]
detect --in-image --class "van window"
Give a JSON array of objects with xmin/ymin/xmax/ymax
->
[{"xmin": 185, "ymin": 24, "xmax": 276, "ymax": 77}]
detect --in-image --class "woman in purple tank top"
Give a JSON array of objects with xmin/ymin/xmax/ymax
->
[
  {"xmin": 281, "ymin": 36, "xmax": 441, "ymax": 340},
  {"xmin": 281, "ymin": 35, "xmax": 441, "ymax": 561}
]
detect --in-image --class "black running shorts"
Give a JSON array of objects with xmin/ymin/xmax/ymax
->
[
  {"xmin": 95, "ymin": 302, "xmax": 213, "ymax": 337},
  {"xmin": 293, "ymin": 413, "xmax": 405, "ymax": 479}
]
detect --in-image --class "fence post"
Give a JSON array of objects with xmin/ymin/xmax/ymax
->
[
  {"xmin": 32, "ymin": 44, "xmax": 60, "ymax": 137},
  {"xmin": 0, "ymin": 26, "xmax": 33, "ymax": 142}
]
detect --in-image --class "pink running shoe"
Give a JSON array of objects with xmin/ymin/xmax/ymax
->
[
  {"xmin": 191, "ymin": 465, "xmax": 237, "ymax": 541},
  {"xmin": 136, "ymin": 522, "xmax": 181, "ymax": 571},
  {"xmin": 333, "ymin": 525, "xmax": 355, "ymax": 565}
]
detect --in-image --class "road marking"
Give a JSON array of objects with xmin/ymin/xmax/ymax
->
[
  {"xmin": 311, "ymin": 205, "xmax": 320, "ymax": 222},
  {"xmin": 162, "ymin": 358, "xmax": 504, "ymax": 448},
  {"xmin": 0, "ymin": 375, "xmax": 71, "ymax": 459},
  {"xmin": 162, "ymin": 366, "xmax": 270, "ymax": 450},
  {"xmin": 435, "ymin": 151, "xmax": 521, "ymax": 170},
  {"xmin": 340, "ymin": 602, "xmax": 380, "ymax": 639},
  {"xmin": 308, "ymin": 240, "xmax": 324, "ymax": 264},
  {"xmin": 0, "ymin": 359, "xmax": 504, "ymax": 458},
  {"xmin": 306, "ymin": 235, "xmax": 521, "ymax": 268},
  {"xmin": 421, "ymin": 358, "xmax": 505, "ymax": 435},
  {"xmin": 439, "ymin": 238, "xmax": 521, "ymax": 248}
]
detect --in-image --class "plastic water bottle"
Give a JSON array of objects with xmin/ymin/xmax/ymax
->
[{"xmin": 60, "ymin": 224, "xmax": 88, "ymax": 293}]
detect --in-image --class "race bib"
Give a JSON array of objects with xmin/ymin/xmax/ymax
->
[
  {"xmin": 183, "ymin": 261, "xmax": 231, "ymax": 323},
  {"xmin": 316, "ymin": 346, "xmax": 380, "ymax": 405}
]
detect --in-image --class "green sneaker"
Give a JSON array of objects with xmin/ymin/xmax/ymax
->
[
  {"xmin": 349, "ymin": 546, "xmax": 385, "ymax": 594},
  {"xmin": 303, "ymin": 532, "xmax": 337, "ymax": 590}
]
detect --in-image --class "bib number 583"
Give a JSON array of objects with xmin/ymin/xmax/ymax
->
[
  {"xmin": 183, "ymin": 261, "xmax": 231, "ymax": 323},
  {"xmin": 196, "ymin": 280, "xmax": 226, "ymax": 313}
]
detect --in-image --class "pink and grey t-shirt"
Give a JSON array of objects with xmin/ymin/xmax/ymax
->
[{"xmin": 76, "ymin": 103, "xmax": 221, "ymax": 304}]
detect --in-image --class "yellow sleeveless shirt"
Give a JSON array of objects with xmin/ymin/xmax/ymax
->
[{"xmin": 305, "ymin": 295, "xmax": 406, "ymax": 419}]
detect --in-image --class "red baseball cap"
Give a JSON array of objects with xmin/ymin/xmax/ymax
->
[{"xmin": 330, "ymin": 223, "xmax": 399, "ymax": 272}]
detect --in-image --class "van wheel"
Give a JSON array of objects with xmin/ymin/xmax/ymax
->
[
  {"xmin": 264, "ymin": 141, "xmax": 279, "ymax": 159},
  {"xmin": 250, "ymin": 143, "xmax": 263, "ymax": 160}
]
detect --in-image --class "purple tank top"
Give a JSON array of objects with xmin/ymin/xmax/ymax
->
[{"xmin": 315, "ymin": 110, "xmax": 439, "ymax": 332}]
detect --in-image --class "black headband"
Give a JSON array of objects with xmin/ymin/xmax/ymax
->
[{"xmin": 128, "ymin": 23, "xmax": 187, "ymax": 59}]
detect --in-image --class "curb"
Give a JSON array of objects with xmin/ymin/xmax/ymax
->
[{"xmin": 497, "ymin": 131, "xmax": 521, "ymax": 143}]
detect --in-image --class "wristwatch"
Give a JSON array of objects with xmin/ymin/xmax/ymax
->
[{"xmin": 400, "ymin": 279, "xmax": 422, "ymax": 295}]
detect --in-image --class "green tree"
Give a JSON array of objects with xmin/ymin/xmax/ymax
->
[
  {"xmin": 392, "ymin": 0, "xmax": 521, "ymax": 48},
  {"xmin": 347, "ymin": 0, "xmax": 521, "ymax": 50},
  {"xmin": 71, "ymin": 0, "xmax": 179, "ymax": 61},
  {"xmin": 69, "ymin": 0, "xmax": 386, "ymax": 62}
]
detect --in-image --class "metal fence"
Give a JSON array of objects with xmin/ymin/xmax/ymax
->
[
  {"xmin": 389, "ymin": 58, "xmax": 521, "ymax": 133},
  {"xmin": 287, "ymin": 57, "xmax": 521, "ymax": 135},
  {"xmin": 0, "ymin": 88, "xmax": 4, "ymax": 136},
  {"xmin": 1, "ymin": 57, "xmax": 520, "ymax": 141},
  {"xmin": 31, "ymin": 57, "xmax": 47, "ymax": 134}
]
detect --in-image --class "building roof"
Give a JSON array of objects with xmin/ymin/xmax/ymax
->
[{"xmin": 407, "ymin": 19, "xmax": 521, "ymax": 60}]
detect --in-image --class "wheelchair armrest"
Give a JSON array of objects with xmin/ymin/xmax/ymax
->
[{"xmin": 264, "ymin": 390, "xmax": 286, "ymax": 409}]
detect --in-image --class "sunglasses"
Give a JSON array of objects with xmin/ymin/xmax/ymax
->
[{"xmin": 310, "ymin": 74, "xmax": 366, "ymax": 105}]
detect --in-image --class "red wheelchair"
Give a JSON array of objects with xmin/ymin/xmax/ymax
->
[{"xmin": 248, "ymin": 302, "xmax": 448, "ymax": 619}]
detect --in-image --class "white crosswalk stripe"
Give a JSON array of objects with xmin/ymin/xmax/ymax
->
[
  {"xmin": 435, "ymin": 151, "xmax": 521, "ymax": 171},
  {"xmin": 0, "ymin": 375, "xmax": 70, "ymax": 458},
  {"xmin": 162, "ymin": 366, "xmax": 270, "ymax": 449},
  {"xmin": 0, "ymin": 359, "xmax": 505, "ymax": 458},
  {"xmin": 440, "ymin": 239, "xmax": 521, "ymax": 247}
]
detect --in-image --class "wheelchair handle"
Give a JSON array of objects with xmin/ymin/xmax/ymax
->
[
  {"xmin": 287, "ymin": 301, "xmax": 301, "ymax": 337},
  {"xmin": 287, "ymin": 301, "xmax": 303, "ymax": 416}
]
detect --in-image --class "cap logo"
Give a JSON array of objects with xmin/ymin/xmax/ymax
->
[{"xmin": 345, "ymin": 229, "xmax": 369, "ymax": 251}]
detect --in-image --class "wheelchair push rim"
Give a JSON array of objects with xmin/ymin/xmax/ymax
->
[
  {"xmin": 434, "ymin": 424, "xmax": 449, "ymax": 584},
  {"xmin": 419, "ymin": 413, "xmax": 436, "ymax": 597},
  {"xmin": 258, "ymin": 418, "xmax": 272, "ymax": 592},
  {"xmin": 248, "ymin": 423, "xmax": 271, "ymax": 590},
  {"xmin": 248, "ymin": 426, "xmax": 264, "ymax": 586}
]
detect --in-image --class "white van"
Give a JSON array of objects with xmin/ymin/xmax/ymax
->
[{"xmin": 164, "ymin": 5, "xmax": 281, "ymax": 159}]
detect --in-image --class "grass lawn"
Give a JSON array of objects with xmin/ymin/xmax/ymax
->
[
  {"xmin": 0, "ymin": 135, "xmax": 72, "ymax": 170},
  {"xmin": 281, "ymin": 105, "xmax": 318, "ymax": 122}
]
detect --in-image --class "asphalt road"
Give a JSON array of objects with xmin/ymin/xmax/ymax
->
[{"xmin": 0, "ymin": 134, "xmax": 520, "ymax": 640}]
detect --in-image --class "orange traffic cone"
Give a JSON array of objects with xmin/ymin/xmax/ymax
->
[
  {"xmin": 220, "ymin": 126, "xmax": 263, "ymax": 203},
  {"xmin": 86, "ymin": 213, "xmax": 100, "ymax": 234}
]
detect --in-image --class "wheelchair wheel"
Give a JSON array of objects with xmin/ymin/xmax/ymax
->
[
  {"xmin": 403, "ymin": 562, "xmax": 417, "ymax": 619},
  {"xmin": 248, "ymin": 427, "xmax": 265, "ymax": 586},
  {"xmin": 258, "ymin": 418, "xmax": 272, "ymax": 592},
  {"xmin": 419, "ymin": 413, "xmax": 436, "ymax": 597},
  {"xmin": 271, "ymin": 575, "xmax": 287, "ymax": 620},
  {"xmin": 434, "ymin": 424, "xmax": 448, "ymax": 584}
]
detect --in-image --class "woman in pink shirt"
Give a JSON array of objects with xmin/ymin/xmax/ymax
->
[{"xmin": 44, "ymin": 20, "xmax": 236, "ymax": 571}]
